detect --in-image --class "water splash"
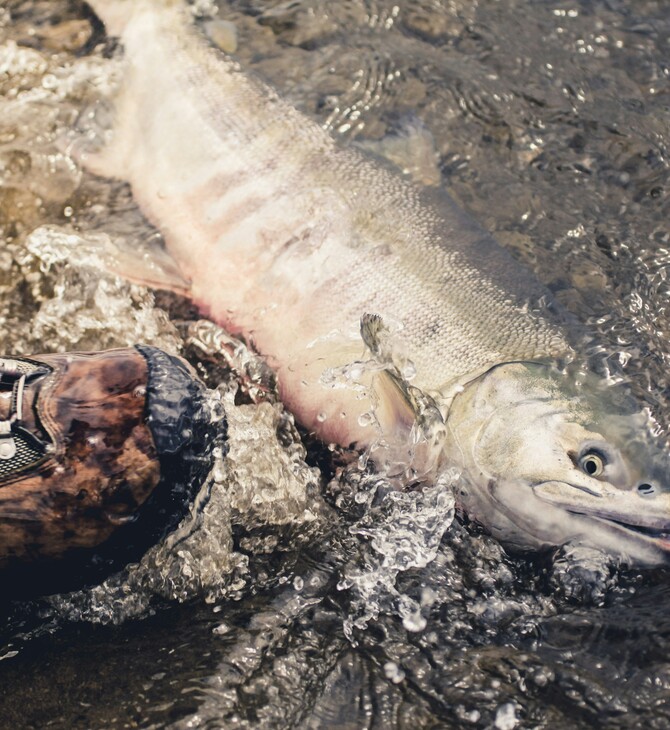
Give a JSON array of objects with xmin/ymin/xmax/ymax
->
[
  {"xmin": 186, "ymin": 318, "xmax": 278, "ymax": 403},
  {"xmin": 549, "ymin": 543, "xmax": 617, "ymax": 605},
  {"xmin": 337, "ymin": 466, "xmax": 457, "ymax": 638},
  {"xmin": 49, "ymin": 363, "xmax": 326, "ymax": 624}
]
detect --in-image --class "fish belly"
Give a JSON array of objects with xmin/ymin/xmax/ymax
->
[{"xmin": 86, "ymin": 3, "xmax": 569, "ymax": 448}]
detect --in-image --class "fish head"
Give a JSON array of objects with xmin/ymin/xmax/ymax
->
[{"xmin": 444, "ymin": 361, "xmax": 670, "ymax": 565}]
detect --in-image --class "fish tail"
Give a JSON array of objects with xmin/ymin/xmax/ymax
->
[{"xmin": 86, "ymin": 0, "xmax": 184, "ymax": 36}]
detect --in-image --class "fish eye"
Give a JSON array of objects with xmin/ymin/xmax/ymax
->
[{"xmin": 578, "ymin": 450, "xmax": 606, "ymax": 477}]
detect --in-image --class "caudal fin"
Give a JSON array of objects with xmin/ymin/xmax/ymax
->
[
  {"xmin": 86, "ymin": 0, "xmax": 183, "ymax": 36},
  {"xmin": 86, "ymin": 0, "xmax": 134, "ymax": 35}
]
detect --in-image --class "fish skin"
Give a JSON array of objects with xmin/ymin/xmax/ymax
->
[{"xmin": 83, "ymin": 0, "xmax": 571, "ymax": 450}]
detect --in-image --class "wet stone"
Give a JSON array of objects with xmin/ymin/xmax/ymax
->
[
  {"xmin": 31, "ymin": 19, "xmax": 93, "ymax": 53},
  {"xmin": 401, "ymin": 3, "xmax": 458, "ymax": 41},
  {"xmin": 257, "ymin": 2, "xmax": 339, "ymax": 48}
]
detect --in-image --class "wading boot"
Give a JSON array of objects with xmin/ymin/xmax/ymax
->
[{"xmin": 0, "ymin": 346, "xmax": 218, "ymax": 597}]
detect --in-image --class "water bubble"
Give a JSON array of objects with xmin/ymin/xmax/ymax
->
[
  {"xmin": 42, "ymin": 74, "xmax": 58, "ymax": 90},
  {"xmin": 532, "ymin": 670, "xmax": 553, "ymax": 687},
  {"xmin": 456, "ymin": 707, "xmax": 481, "ymax": 724},
  {"xmin": 190, "ymin": 0, "xmax": 219, "ymax": 18}
]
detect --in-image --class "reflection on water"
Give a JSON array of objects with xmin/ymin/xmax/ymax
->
[{"xmin": 1, "ymin": 0, "xmax": 670, "ymax": 727}]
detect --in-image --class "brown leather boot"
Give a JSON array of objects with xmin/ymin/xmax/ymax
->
[{"xmin": 0, "ymin": 345, "xmax": 217, "ymax": 597}]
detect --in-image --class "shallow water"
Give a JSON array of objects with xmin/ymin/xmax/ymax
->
[{"xmin": 1, "ymin": 0, "xmax": 670, "ymax": 727}]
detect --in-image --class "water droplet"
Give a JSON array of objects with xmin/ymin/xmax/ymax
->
[
  {"xmin": 358, "ymin": 411, "xmax": 374, "ymax": 427},
  {"xmin": 402, "ymin": 361, "xmax": 416, "ymax": 380},
  {"xmin": 41, "ymin": 73, "xmax": 58, "ymax": 90},
  {"xmin": 212, "ymin": 622, "xmax": 231, "ymax": 636},
  {"xmin": 494, "ymin": 702, "xmax": 518, "ymax": 730},
  {"xmin": 420, "ymin": 587, "xmax": 438, "ymax": 607},
  {"xmin": 383, "ymin": 661, "xmax": 405, "ymax": 683},
  {"xmin": 401, "ymin": 611, "xmax": 427, "ymax": 633}
]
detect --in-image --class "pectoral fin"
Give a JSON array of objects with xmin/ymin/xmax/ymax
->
[
  {"xmin": 374, "ymin": 368, "xmax": 418, "ymax": 432},
  {"xmin": 360, "ymin": 313, "xmax": 444, "ymax": 434},
  {"xmin": 26, "ymin": 225, "xmax": 191, "ymax": 295}
]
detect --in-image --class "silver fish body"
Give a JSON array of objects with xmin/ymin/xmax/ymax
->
[
  {"xmin": 83, "ymin": 0, "xmax": 570, "ymax": 443},
  {"xmin": 83, "ymin": 0, "xmax": 670, "ymax": 566}
]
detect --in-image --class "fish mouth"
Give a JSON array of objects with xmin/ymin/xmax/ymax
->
[
  {"xmin": 532, "ymin": 480, "xmax": 670, "ymax": 554},
  {"xmin": 584, "ymin": 514, "xmax": 670, "ymax": 552}
]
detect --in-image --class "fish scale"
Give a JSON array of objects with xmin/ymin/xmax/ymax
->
[{"xmin": 84, "ymin": 0, "xmax": 569, "ymax": 446}]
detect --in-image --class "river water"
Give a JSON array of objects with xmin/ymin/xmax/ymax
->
[{"xmin": 1, "ymin": 0, "xmax": 670, "ymax": 727}]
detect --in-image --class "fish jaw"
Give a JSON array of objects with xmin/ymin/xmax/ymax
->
[
  {"xmin": 454, "ymin": 476, "xmax": 670, "ymax": 566},
  {"xmin": 533, "ymin": 480, "xmax": 670, "ymax": 555}
]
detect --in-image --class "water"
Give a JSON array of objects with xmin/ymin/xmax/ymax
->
[{"xmin": 1, "ymin": 0, "xmax": 670, "ymax": 727}]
